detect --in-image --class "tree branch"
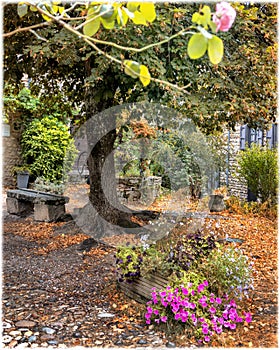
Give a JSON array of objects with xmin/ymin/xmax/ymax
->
[
  {"xmin": 3, "ymin": 21, "xmax": 51, "ymax": 38},
  {"xmin": 6, "ymin": 3, "xmax": 191, "ymax": 94}
]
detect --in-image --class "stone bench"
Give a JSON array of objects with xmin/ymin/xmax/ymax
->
[{"xmin": 6, "ymin": 189, "xmax": 69, "ymax": 222}]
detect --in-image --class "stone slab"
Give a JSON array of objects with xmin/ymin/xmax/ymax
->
[
  {"xmin": 34, "ymin": 203, "xmax": 66, "ymax": 222},
  {"xmin": 6, "ymin": 197, "xmax": 33, "ymax": 215}
]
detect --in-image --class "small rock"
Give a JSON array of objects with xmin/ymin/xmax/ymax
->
[
  {"xmin": 24, "ymin": 330, "xmax": 33, "ymax": 337},
  {"xmin": 95, "ymin": 340, "xmax": 103, "ymax": 345},
  {"xmin": 166, "ymin": 341, "xmax": 176, "ymax": 348},
  {"xmin": 9, "ymin": 330, "xmax": 22, "ymax": 337},
  {"xmin": 42, "ymin": 327, "xmax": 56, "ymax": 335},
  {"xmin": 2, "ymin": 335, "xmax": 13, "ymax": 344},
  {"xmin": 97, "ymin": 312, "xmax": 115, "ymax": 318},
  {"xmin": 13, "ymin": 342, "xmax": 29, "ymax": 348},
  {"xmin": 2, "ymin": 321, "xmax": 12, "ymax": 329},
  {"xmin": 28, "ymin": 335, "xmax": 37, "ymax": 343},
  {"xmin": 73, "ymin": 331, "xmax": 82, "ymax": 338},
  {"xmin": 51, "ymin": 322, "xmax": 64, "ymax": 330},
  {"xmin": 47, "ymin": 340, "xmax": 58, "ymax": 346},
  {"xmin": 15, "ymin": 320, "xmax": 36, "ymax": 328},
  {"xmin": 8, "ymin": 339, "xmax": 18, "ymax": 347},
  {"xmin": 114, "ymin": 340, "xmax": 123, "ymax": 346},
  {"xmin": 40, "ymin": 334, "xmax": 55, "ymax": 341},
  {"xmin": 48, "ymin": 296, "xmax": 58, "ymax": 302},
  {"xmin": 138, "ymin": 338, "xmax": 148, "ymax": 345}
]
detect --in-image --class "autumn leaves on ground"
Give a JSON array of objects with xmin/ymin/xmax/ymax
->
[{"xmin": 2, "ymin": 188, "xmax": 278, "ymax": 348}]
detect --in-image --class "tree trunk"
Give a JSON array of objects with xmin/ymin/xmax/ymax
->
[
  {"xmin": 74, "ymin": 77, "xmax": 139, "ymax": 238},
  {"xmin": 73, "ymin": 69, "xmax": 159, "ymax": 240}
]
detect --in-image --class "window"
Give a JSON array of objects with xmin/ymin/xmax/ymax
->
[{"xmin": 240, "ymin": 124, "xmax": 277, "ymax": 150}]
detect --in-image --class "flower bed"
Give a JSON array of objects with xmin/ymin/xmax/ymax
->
[{"xmin": 115, "ymin": 230, "xmax": 254, "ymax": 345}]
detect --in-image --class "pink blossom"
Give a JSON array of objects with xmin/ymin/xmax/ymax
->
[
  {"xmin": 244, "ymin": 312, "xmax": 252, "ymax": 323},
  {"xmin": 213, "ymin": 2, "xmax": 236, "ymax": 32},
  {"xmin": 161, "ymin": 315, "xmax": 168, "ymax": 322}
]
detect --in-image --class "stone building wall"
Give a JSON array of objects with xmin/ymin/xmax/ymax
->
[
  {"xmin": 2, "ymin": 123, "xmax": 22, "ymax": 187},
  {"xmin": 219, "ymin": 124, "xmax": 277, "ymax": 200},
  {"xmin": 219, "ymin": 126, "xmax": 248, "ymax": 200}
]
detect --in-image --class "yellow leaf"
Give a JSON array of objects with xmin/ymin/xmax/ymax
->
[
  {"xmin": 52, "ymin": 5, "xmax": 58, "ymax": 13},
  {"xmin": 117, "ymin": 7, "xmax": 129, "ymax": 26},
  {"xmin": 132, "ymin": 10, "xmax": 147, "ymax": 25},
  {"xmin": 139, "ymin": 65, "xmax": 151, "ymax": 87},
  {"xmin": 139, "ymin": 2, "xmax": 156, "ymax": 22},
  {"xmin": 42, "ymin": 13, "xmax": 52, "ymax": 21}
]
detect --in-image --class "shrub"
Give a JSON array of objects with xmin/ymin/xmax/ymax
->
[
  {"xmin": 198, "ymin": 246, "xmax": 254, "ymax": 300},
  {"xmin": 21, "ymin": 116, "xmax": 77, "ymax": 182},
  {"xmin": 237, "ymin": 144, "xmax": 278, "ymax": 204}
]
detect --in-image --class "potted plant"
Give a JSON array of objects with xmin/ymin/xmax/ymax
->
[{"xmin": 13, "ymin": 165, "xmax": 31, "ymax": 188}]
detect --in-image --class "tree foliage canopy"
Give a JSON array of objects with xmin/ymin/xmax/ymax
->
[{"xmin": 3, "ymin": 2, "xmax": 277, "ymax": 133}]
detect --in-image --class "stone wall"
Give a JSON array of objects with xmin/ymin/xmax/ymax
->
[
  {"xmin": 219, "ymin": 126, "xmax": 248, "ymax": 200},
  {"xmin": 117, "ymin": 176, "xmax": 162, "ymax": 205},
  {"xmin": 2, "ymin": 123, "xmax": 22, "ymax": 187}
]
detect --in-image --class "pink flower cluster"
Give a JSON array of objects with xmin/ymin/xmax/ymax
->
[
  {"xmin": 213, "ymin": 2, "xmax": 237, "ymax": 32},
  {"xmin": 145, "ymin": 281, "xmax": 252, "ymax": 344}
]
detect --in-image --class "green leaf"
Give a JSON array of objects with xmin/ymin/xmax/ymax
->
[
  {"xmin": 139, "ymin": 2, "xmax": 156, "ymax": 22},
  {"xmin": 124, "ymin": 60, "xmax": 140, "ymax": 78},
  {"xmin": 100, "ymin": 17, "xmax": 115, "ymax": 30},
  {"xmin": 187, "ymin": 33, "xmax": 208, "ymax": 60},
  {"xmin": 208, "ymin": 35, "xmax": 224, "ymax": 64},
  {"xmin": 209, "ymin": 20, "xmax": 217, "ymax": 33},
  {"xmin": 17, "ymin": 3, "xmax": 28, "ymax": 18},
  {"xmin": 127, "ymin": 2, "xmax": 139, "ymax": 13},
  {"xmin": 139, "ymin": 65, "xmax": 151, "ymax": 87},
  {"xmin": 83, "ymin": 17, "xmax": 101, "ymax": 36}
]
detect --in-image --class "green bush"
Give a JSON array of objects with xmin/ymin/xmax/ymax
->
[
  {"xmin": 237, "ymin": 144, "xmax": 278, "ymax": 204},
  {"xmin": 198, "ymin": 246, "xmax": 254, "ymax": 299},
  {"xmin": 21, "ymin": 116, "xmax": 77, "ymax": 182}
]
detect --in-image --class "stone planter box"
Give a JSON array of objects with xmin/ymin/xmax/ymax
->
[
  {"xmin": 118, "ymin": 273, "xmax": 169, "ymax": 304},
  {"xmin": 208, "ymin": 194, "xmax": 225, "ymax": 212}
]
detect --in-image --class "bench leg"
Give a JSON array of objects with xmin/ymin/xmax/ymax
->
[
  {"xmin": 34, "ymin": 203, "xmax": 66, "ymax": 222},
  {"xmin": 6, "ymin": 198, "xmax": 33, "ymax": 215}
]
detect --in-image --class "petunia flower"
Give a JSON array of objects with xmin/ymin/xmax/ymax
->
[{"xmin": 213, "ymin": 2, "xmax": 236, "ymax": 32}]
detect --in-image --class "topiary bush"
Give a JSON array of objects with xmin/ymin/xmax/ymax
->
[
  {"xmin": 21, "ymin": 116, "xmax": 77, "ymax": 182},
  {"xmin": 237, "ymin": 144, "xmax": 278, "ymax": 204}
]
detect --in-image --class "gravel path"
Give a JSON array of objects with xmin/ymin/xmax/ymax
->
[{"xmin": 2, "ymin": 215, "xmax": 176, "ymax": 349}]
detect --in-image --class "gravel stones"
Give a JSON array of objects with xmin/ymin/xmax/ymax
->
[
  {"xmin": 97, "ymin": 312, "xmax": 115, "ymax": 318},
  {"xmin": 42, "ymin": 327, "xmax": 56, "ymax": 335},
  {"xmin": 15, "ymin": 320, "xmax": 36, "ymax": 328}
]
